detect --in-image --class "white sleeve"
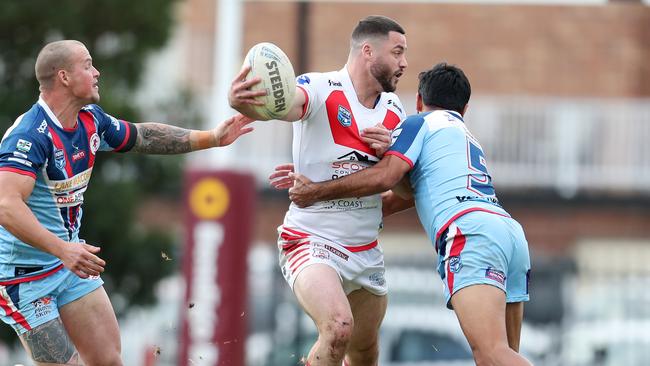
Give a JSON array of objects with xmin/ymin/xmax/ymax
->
[{"xmin": 295, "ymin": 73, "xmax": 326, "ymax": 121}]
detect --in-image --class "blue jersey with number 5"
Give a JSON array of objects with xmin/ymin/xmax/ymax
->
[{"xmin": 385, "ymin": 110, "xmax": 509, "ymax": 246}]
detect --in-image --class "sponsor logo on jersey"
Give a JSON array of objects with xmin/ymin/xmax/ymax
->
[
  {"xmin": 448, "ymin": 256, "xmax": 462, "ymax": 273},
  {"xmin": 72, "ymin": 150, "xmax": 86, "ymax": 162},
  {"xmin": 328, "ymin": 79, "xmax": 342, "ymax": 87},
  {"xmin": 51, "ymin": 168, "xmax": 93, "ymax": 193},
  {"xmin": 336, "ymin": 151, "xmax": 370, "ymax": 162},
  {"xmin": 16, "ymin": 139, "xmax": 32, "ymax": 153},
  {"xmin": 32, "ymin": 296, "xmax": 54, "ymax": 319},
  {"xmin": 337, "ymin": 151, "xmax": 370, "ymax": 162},
  {"xmin": 337, "ymin": 105, "xmax": 352, "ymax": 127},
  {"xmin": 297, "ymin": 75, "xmax": 310, "ymax": 85},
  {"xmin": 37, "ymin": 120, "xmax": 48, "ymax": 134},
  {"xmin": 485, "ymin": 267, "xmax": 506, "ymax": 285},
  {"xmin": 55, "ymin": 192, "xmax": 85, "ymax": 206},
  {"xmin": 387, "ymin": 99, "xmax": 403, "ymax": 114},
  {"xmin": 54, "ymin": 148, "xmax": 66, "ymax": 170},
  {"xmin": 390, "ymin": 126, "xmax": 402, "ymax": 144},
  {"xmin": 89, "ymin": 133, "xmax": 100, "ymax": 155}
]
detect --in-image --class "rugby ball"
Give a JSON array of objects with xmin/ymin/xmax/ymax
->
[{"xmin": 243, "ymin": 42, "xmax": 296, "ymax": 120}]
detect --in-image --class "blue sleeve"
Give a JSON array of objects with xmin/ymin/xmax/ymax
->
[
  {"xmin": 0, "ymin": 130, "xmax": 49, "ymax": 178},
  {"xmin": 385, "ymin": 114, "xmax": 428, "ymax": 168},
  {"xmin": 87, "ymin": 105, "xmax": 137, "ymax": 153}
]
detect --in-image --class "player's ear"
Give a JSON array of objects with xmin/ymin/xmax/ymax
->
[
  {"xmin": 361, "ymin": 42, "xmax": 373, "ymax": 58},
  {"xmin": 461, "ymin": 104, "xmax": 469, "ymax": 117},
  {"xmin": 57, "ymin": 69, "xmax": 69, "ymax": 86},
  {"xmin": 416, "ymin": 92, "xmax": 423, "ymax": 113}
]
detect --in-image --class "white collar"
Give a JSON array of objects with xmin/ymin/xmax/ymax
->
[{"xmin": 37, "ymin": 96, "xmax": 64, "ymax": 129}]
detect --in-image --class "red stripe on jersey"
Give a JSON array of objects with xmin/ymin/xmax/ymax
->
[
  {"xmin": 446, "ymin": 227, "xmax": 466, "ymax": 295},
  {"xmin": 343, "ymin": 239, "xmax": 378, "ymax": 252},
  {"xmin": 326, "ymin": 91, "xmax": 375, "ymax": 156},
  {"xmin": 0, "ymin": 167, "xmax": 36, "ymax": 179},
  {"xmin": 382, "ymin": 109, "xmax": 401, "ymax": 130},
  {"xmin": 0, "ymin": 294, "xmax": 31, "ymax": 332},
  {"xmin": 384, "ymin": 151, "xmax": 414, "ymax": 168},
  {"xmin": 47, "ymin": 127, "xmax": 73, "ymax": 178},
  {"xmin": 114, "ymin": 121, "xmax": 133, "ymax": 152},
  {"xmin": 297, "ymin": 85, "xmax": 309, "ymax": 120},
  {"xmin": 0, "ymin": 264, "xmax": 64, "ymax": 286},
  {"xmin": 78, "ymin": 111, "xmax": 97, "ymax": 168},
  {"xmin": 434, "ymin": 208, "xmax": 511, "ymax": 250}
]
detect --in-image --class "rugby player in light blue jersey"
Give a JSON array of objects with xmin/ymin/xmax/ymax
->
[
  {"xmin": 0, "ymin": 40, "xmax": 255, "ymax": 365},
  {"xmin": 288, "ymin": 63, "xmax": 532, "ymax": 366}
]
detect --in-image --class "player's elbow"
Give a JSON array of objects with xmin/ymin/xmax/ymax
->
[{"xmin": 0, "ymin": 195, "xmax": 13, "ymax": 225}]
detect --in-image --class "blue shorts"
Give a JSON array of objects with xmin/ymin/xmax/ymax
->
[
  {"xmin": 0, "ymin": 266, "xmax": 103, "ymax": 335},
  {"xmin": 436, "ymin": 211, "xmax": 531, "ymax": 308}
]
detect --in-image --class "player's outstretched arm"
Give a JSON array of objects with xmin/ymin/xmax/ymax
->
[
  {"xmin": 132, "ymin": 114, "xmax": 255, "ymax": 154},
  {"xmin": 0, "ymin": 172, "xmax": 105, "ymax": 278},
  {"xmin": 289, "ymin": 155, "xmax": 411, "ymax": 207}
]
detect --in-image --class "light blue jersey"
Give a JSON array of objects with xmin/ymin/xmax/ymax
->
[
  {"xmin": 386, "ymin": 109, "xmax": 509, "ymax": 246},
  {"xmin": 386, "ymin": 110, "xmax": 530, "ymax": 305}
]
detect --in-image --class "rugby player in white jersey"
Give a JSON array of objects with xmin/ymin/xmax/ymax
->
[{"xmin": 229, "ymin": 15, "xmax": 408, "ymax": 366}]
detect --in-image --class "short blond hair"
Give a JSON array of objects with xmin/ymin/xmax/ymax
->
[{"xmin": 35, "ymin": 40, "xmax": 85, "ymax": 90}]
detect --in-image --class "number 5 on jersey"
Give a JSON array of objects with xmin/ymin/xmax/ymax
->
[{"xmin": 466, "ymin": 137, "xmax": 495, "ymax": 196}]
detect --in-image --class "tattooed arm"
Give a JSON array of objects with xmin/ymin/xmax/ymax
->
[{"xmin": 132, "ymin": 114, "xmax": 255, "ymax": 154}]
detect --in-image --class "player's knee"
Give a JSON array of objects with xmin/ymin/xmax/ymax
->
[
  {"xmin": 348, "ymin": 339, "xmax": 379, "ymax": 364},
  {"xmin": 80, "ymin": 348, "xmax": 122, "ymax": 366},
  {"xmin": 320, "ymin": 314, "xmax": 354, "ymax": 352},
  {"xmin": 472, "ymin": 343, "xmax": 512, "ymax": 366}
]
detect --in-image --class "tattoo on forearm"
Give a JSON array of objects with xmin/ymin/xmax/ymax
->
[
  {"xmin": 22, "ymin": 318, "xmax": 78, "ymax": 364},
  {"xmin": 133, "ymin": 123, "xmax": 192, "ymax": 154}
]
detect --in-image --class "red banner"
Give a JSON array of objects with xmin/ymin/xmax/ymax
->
[{"xmin": 179, "ymin": 170, "xmax": 255, "ymax": 366}]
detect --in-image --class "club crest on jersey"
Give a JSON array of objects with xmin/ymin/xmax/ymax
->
[
  {"xmin": 54, "ymin": 149, "xmax": 66, "ymax": 170},
  {"xmin": 337, "ymin": 105, "xmax": 352, "ymax": 127},
  {"xmin": 89, "ymin": 133, "xmax": 100, "ymax": 155},
  {"xmin": 16, "ymin": 139, "xmax": 32, "ymax": 153},
  {"xmin": 297, "ymin": 75, "xmax": 310, "ymax": 85}
]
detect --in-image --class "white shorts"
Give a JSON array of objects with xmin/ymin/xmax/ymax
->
[{"xmin": 277, "ymin": 226, "xmax": 387, "ymax": 296}]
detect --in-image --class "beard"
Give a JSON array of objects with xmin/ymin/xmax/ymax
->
[{"xmin": 370, "ymin": 61, "xmax": 397, "ymax": 93}]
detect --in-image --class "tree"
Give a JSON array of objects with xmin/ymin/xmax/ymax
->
[{"xmin": 0, "ymin": 0, "xmax": 192, "ymax": 342}]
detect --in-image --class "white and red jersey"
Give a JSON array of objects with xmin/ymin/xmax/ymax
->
[{"xmin": 283, "ymin": 67, "xmax": 406, "ymax": 247}]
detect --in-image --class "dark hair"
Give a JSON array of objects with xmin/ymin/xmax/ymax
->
[
  {"xmin": 418, "ymin": 62, "xmax": 471, "ymax": 114},
  {"xmin": 351, "ymin": 15, "xmax": 405, "ymax": 46}
]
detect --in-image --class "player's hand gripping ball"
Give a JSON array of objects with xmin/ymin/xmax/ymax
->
[{"xmin": 243, "ymin": 42, "xmax": 296, "ymax": 120}]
